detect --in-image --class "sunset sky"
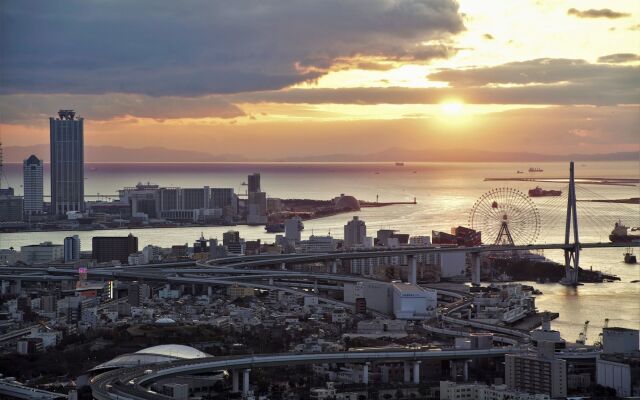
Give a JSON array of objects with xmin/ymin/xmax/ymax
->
[{"xmin": 1, "ymin": 0, "xmax": 639, "ymax": 159}]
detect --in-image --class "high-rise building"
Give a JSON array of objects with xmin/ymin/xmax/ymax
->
[
  {"xmin": 63, "ymin": 235, "xmax": 81, "ymax": 262},
  {"xmin": 505, "ymin": 341, "xmax": 567, "ymax": 398},
  {"xmin": 344, "ymin": 216, "xmax": 367, "ymax": 248},
  {"xmin": 23, "ymin": 155, "xmax": 43, "ymax": 215},
  {"xmin": 210, "ymin": 188, "xmax": 238, "ymax": 215},
  {"xmin": 92, "ymin": 234, "xmax": 138, "ymax": 263},
  {"xmin": 247, "ymin": 191, "xmax": 267, "ymax": 225},
  {"xmin": 284, "ymin": 216, "xmax": 302, "ymax": 242},
  {"xmin": 248, "ymin": 173, "xmax": 261, "ymax": 193},
  {"xmin": 50, "ymin": 110, "xmax": 84, "ymax": 216}
]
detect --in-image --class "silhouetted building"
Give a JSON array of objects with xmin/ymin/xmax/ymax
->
[
  {"xmin": 50, "ymin": 110, "xmax": 84, "ymax": 216},
  {"xmin": 23, "ymin": 155, "xmax": 43, "ymax": 215},
  {"xmin": 0, "ymin": 194, "xmax": 23, "ymax": 222},
  {"xmin": 92, "ymin": 234, "xmax": 138, "ymax": 263},
  {"xmin": 248, "ymin": 173, "xmax": 261, "ymax": 194}
]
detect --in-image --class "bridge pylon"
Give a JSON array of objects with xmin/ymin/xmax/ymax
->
[{"xmin": 562, "ymin": 161, "xmax": 580, "ymax": 286}]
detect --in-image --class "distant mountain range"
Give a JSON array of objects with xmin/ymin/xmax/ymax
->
[
  {"xmin": 3, "ymin": 144, "xmax": 247, "ymax": 163},
  {"xmin": 278, "ymin": 147, "xmax": 640, "ymax": 162},
  {"xmin": 3, "ymin": 144, "xmax": 637, "ymax": 163}
]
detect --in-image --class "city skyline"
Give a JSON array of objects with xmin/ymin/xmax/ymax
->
[{"xmin": 1, "ymin": 0, "xmax": 639, "ymax": 159}]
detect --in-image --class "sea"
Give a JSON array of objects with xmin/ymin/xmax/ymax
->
[{"xmin": 2, "ymin": 161, "xmax": 639, "ymax": 341}]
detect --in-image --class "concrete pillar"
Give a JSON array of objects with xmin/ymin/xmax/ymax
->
[
  {"xmin": 463, "ymin": 360, "xmax": 469, "ymax": 382},
  {"xmin": 413, "ymin": 361, "xmax": 421, "ymax": 384},
  {"xmin": 232, "ymin": 370, "xmax": 239, "ymax": 392},
  {"xmin": 280, "ymin": 262, "xmax": 286, "ymax": 271},
  {"xmin": 471, "ymin": 253, "xmax": 481, "ymax": 286},
  {"xmin": 269, "ymin": 277, "xmax": 274, "ymax": 285},
  {"xmin": 363, "ymin": 362, "xmax": 369, "ymax": 385},
  {"xmin": 331, "ymin": 260, "xmax": 337, "ymax": 274},
  {"xmin": 1, "ymin": 280, "xmax": 8, "ymax": 296},
  {"xmin": 381, "ymin": 366, "xmax": 390, "ymax": 383},
  {"xmin": 207, "ymin": 286, "xmax": 213, "ymax": 297},
  {"xmin": 408, "ymin": 255, "xmax": 417, "ymax": 284},
  {"xmin": 243, "ymin": 368, "xmax": 251, "ymax": 395},
  {"xmin": 450, "ymin": 361, "xmax": 457, "ymax": 380},
  {"xmin": 313, "ymin": 280, "xmax": 318, "ymax": 293},
  {"xmin": 403, "ymin": 362, "xmax": 411, "ymax": 383},
  {"xmin": 15, "ymin": 279, "xmax": 22, "ymax": 294}
]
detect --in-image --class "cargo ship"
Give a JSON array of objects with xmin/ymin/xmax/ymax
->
[
  {"xmin": 529, "ymin": 167, "xmax": 543, "ymax": 173},
  {"xmin": 609, "ymin": 221, "xmax": 640, "ymax": 243},
  {"xmin": 528, "ymin": 186, "xmax": 562, "ymax": 197}
]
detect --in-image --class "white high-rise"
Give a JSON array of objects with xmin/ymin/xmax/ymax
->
[
  {"xmin": 344, "ymin": 216, "xmax": 367, "ymax": 248},
  {"xmin": 23, "ymin": 155, "xmax": 43, "ymax": 215}
]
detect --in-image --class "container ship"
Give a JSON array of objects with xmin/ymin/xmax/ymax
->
[
  {"xmin": 610, "ymin": 221, "xmax": 640, "ymax": 243},
  {"xmin": 529, "ymin": 167, "xmax": 543, "ymax": 173},
  {"xmin": 528, "ymin": 186, "xmax": 562, "ymax": 197}
]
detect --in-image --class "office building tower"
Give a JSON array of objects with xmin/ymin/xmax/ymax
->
[
  {"xmin": 92, "ymin": 234, "xmax": 138, "ymax": 264},
  {"xmin": 63, "ymin": 235, "xmax": 81, "ymax": 262},
  {"xmin": 50, "ymin": 110, "xmax": 84, "ymax": 216},
  {"xmin": 23, "ymin": 155, "xmax": 43, "ymax": 215},
  {"xmin": 344, "ymin": 216, "xmax": 367, "ymax": 248},
  {"xmin": 284, "ymin": 216, "xmax": 302, "ymax": 242},
  {"xmin": 210, "ymin": 188, "xmax": 238, "ymax": 215},
  {"xmin": 248, "ymin": 173, "xmax": 261, "ymax": 193},
  {"xmin": 247, "ymin": 191, "xmax": 267, "ymax": 225}
]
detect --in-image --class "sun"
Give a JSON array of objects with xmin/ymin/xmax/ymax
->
[{"xmin": 441, "ymin": 101, "xmax": 464, "ymax": 116}]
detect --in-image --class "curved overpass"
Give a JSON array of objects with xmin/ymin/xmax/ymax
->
[{"xmin": 91, "ymin": 348, "xmax": 521, "ymax": 400}]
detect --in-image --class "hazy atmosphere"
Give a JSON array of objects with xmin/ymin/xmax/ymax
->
[{"xmin": 2, "ymin": 0, "xmax": 639, "ymax": 159}]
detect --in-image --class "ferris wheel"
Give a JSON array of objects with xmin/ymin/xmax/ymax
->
[{"xmin": 469, "ymin": 188, "xmax": 541, "ymax": 245}]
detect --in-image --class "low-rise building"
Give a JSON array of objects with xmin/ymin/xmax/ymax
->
[
  {"xmin": 20, "ymin": 242, "xmax": 64, "ymax": 264},
  {"xmin": 440, "ymin": 381, "xmax": 550, "ymax": 400}
]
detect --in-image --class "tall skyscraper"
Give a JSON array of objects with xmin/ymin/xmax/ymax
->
[
  {"xmin": 344, "ymin": 216, "xmax": 367, "ymax": 248},
  {"xmin": 247, "ymin": 191, "xmax": 267, "ymax": 225},
  {"xmin": 248, "ymin": 173, "xmax": 261, "ymax": 193},
  {"xmin": 50, "ymin": 110, "xmax": 84, "ymax": 216},
  {"xmin": 23, "ymin": 155, "xmax": 43, "ymax": 215}
]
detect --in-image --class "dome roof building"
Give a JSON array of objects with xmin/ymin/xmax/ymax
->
[{"xmin": 90, "ymin": 344, "xmax": 210, "ymax": 372}]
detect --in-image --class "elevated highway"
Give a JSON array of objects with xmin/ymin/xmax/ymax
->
[{"xmin": 91, "ymin": 348, "xmax": 522, "ymax": 400}]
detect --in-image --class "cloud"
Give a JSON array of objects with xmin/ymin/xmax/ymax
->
[
  {"xmin": 1, "ymin": 0, "xmax": 464, "ymax": 97},
  {"xmin": 429, "ymin": 58, "xmax": 638, "ymax": 87},
  {"xmin": 567, "ymin": 8, "xmax": 630, "ymax": 19},
  {"xmin": 0, "ymin": 94, "xmax": 244, "ymax": 124},
  {"xmin": 231, "ymin": 58, "xmax": 640, "ymax": 106},
  {"xmin": 598, "ymin": 53, "xmax": 640, "ymax": 63}
]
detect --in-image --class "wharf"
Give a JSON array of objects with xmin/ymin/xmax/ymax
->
[{"xmin": 510, "ymin": 312, "xmax": 559, "ymax": 331}]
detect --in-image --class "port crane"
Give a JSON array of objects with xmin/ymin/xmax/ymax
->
[
  {"xmin": 576, "ymin": 320, "xmax": 590, "ymax": 345},
  {"xmin": 593, "ymin": 318, "xmax": 609, "ymax": 348}
]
